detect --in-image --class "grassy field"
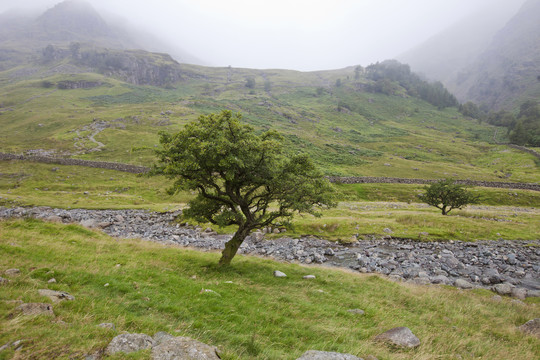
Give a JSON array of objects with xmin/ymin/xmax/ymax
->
[
  {"xmin": 1, "ymin": 61, "xmax": 539, "ymax": 181},
  {"xmin": 0, "ymin": 219, "xmax": 538, "ymax": 360},
  {"xmin": 1, "ymin": 161, "xmax": 539, "ymax": 242}
]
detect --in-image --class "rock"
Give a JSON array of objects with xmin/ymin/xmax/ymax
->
[
  {"xmin": 105, "ymin": 333, "xmax": 154, "ymax": 355},
  {"xmin": 296, "ymin": 350, "xmax": 363, "ymax": 359},
  {"xmin": 97, "ymin": 323, "xmax": 115, "ymax": 329},
  {"xmin": 115, "ymin": 214, "xmax": 125, "ymax": 223},
  {"xmin": 492, "ymin": 283, "xmax": 513, "ymax": 296},
  {"xmin": 251, "ymin": 231, "xmax": 264, "ymax": 242},
  {"xmin": 0, "ymin": 277, "xmax": 9, "ymax": 285},
  {"xmin": 80, "ymin": 219, "xmax": 98, "ymax": 228},
  {"xmin": 454, "ymin": 278, "xmax": 474, "ymax": 289},
  {"xmin": 274, "ymin": 270, "xmax": 287, "ymax": 278},
  {"xmin": 14, "ymin": 303, "xmax": 54, "ymax": 317},
  {"xmin": 511, "ymin": 287, "xmax": 527, "ymax": 300},
  {"xmin": 430, "ymin": 275, "xmax": 450, "ymax": 285},
  {"xmin": 48, "ymin": 278, "xmax": 57, "ymax": 283},
  {"xmin": 303, "ymin": 275, "xmax": 316, "ymax": 280},
  {"xmin": 45, "ymin": 215, "xmax": 63, "ymax": 223},
  {"xmin": 324, "ymin": 248, "xmax": 335, "ymax": 256},
  {"xmin": 374, "ymin": 327, "xmax": 420, "ymax": 348},
  {"xmin": 152, "ymin": 336, "xmax": 220, "ymax": 359},
  {"xmin": 527, "ymin": 290, "xmax": 540, "ymax": 298},
  {"xmin": 153, "ymin": 331, "xmax": 175, "ymax": 346},
  {"xmin": 4, "ymin": 268, "xmax": 21, "ymax": 276},
  {"xmin": 383, "ymin": 228, "xmax": 393, "ymax": 234},
  {"xmin": 518, "ymin": 318, "xmax": 540, "ymax": 338},
  {"xmin": 38, "ymin": 289, "xmax": 75, "ymax": 302},
  {"xmin": 491, "ymin": 295, "xmax": 503, "ymax": 302},
  {"xmin": 347, "ymin": 309, "xmax": 365, "ymax": 315}
]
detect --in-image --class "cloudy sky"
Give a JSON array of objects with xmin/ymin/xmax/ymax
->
[{"xmin": 0, "ymin": 0, "xmax": 526, "ymax": 70}]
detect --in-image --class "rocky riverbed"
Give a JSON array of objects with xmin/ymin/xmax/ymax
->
[{"xmin": 1, "ymin": 206, "xmax": 539, "ymax": 299}]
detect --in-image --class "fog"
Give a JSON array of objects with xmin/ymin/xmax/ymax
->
[{"xmin": 0, "ymin": 0, "xmax": 527, "ymax": 71}]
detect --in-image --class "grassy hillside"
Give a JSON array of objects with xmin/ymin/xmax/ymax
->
[
  {"xmin": 1, "ymin": 54, "xmax": 538, "ymax": 182},
  {"xmin": 1, "ymin": 219, "xmax": 538, "ymax": 359}
]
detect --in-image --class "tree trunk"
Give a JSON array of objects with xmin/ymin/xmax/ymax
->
[{"xmin": 218, "ymin": 226, "xmax": 251, "ymax": 266}]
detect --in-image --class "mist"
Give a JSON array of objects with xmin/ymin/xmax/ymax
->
[{"xmin": 0, "ymin": 0, "xmax": 527, "ymax": 71}]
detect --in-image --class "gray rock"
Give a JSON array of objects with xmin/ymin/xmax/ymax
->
[
  {"xmin": 105, "ymin": 333, "xmax": 154, "ymax": 355},
  {"xmin": 347, "ymin": 309, "xmax": 365, "ymax": 315},
  {"xmin": 274, "ymin": 270, "xmax": 287, "ymax": 278},
  {"xmin": 374, "ymin": 327, "xmax": 420, "ymax": 348},
  {"xmin": 80, "ymin": 219, "xmax": 98, "ymax": 228},
  {"xmin": 38, "ymin": 289, "xmax": 75, "ymax": 302},
  {"xmin": 430, "ymin": 275, "xmax": 450, "ymax": 285},
  {"xmin": 511, "ymin": 287, "xmax": 527, "ymax": 300},
  {"xmin": 15, "ymin": 303, "xmax": 54, "ymax": 317},
  {"xmin": 45, "ymin": 215, "xmax": 63, "ymax": 223},
  {"xmin": 97, "ymin": 323, "xmax": 115, "ymax": 329},
  {"xmin": 527, "ymin": 290, "xmax": 540, "ymax": 298},
  {"xmin": 296, "ymin": 350, "xmax": 363, "ymax": 360},
  {"xmin": 4, "ymin": 268, "xmax": 21, "ymax": 276},
  {"xmin": 454, "ymin": 278, "xmax": 473, "ymax": 289},
  {"xmin": 151, "ymin": 336, "xmax": 220, "ymax": 359},
  {"xmin": 0, "ymin": 276, "xmax": 9, "ymax": 285},
  {"xmin": 492, "ymin": 283, "xmax": 513, "ymax": 296},
  {"xmin": 153, "ymin": 331, "xmax": 175, "ymax": 346},
  {"xmin": 383, "ymin": 228, "xmax": 393, "ymax": 234},
  {"xmin": 303, "ymin": 275, "xmax": 316, "ymax": 280},
  {"xmin": 48, "ymin": 278, "xmax": 57, "ymax": 283},
  {"xmin": 518, "ymin": 318, "xmax": 540, "ymax": 339}
]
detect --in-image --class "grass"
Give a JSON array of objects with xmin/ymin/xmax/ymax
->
[
  {"xmin": 1, "ymin": 161, "xmax": 539, "ymax": 241},
  {"xmin": 0, "ymin": 219, "xmax": 538, "ymax": 359},
  {"xmin": 1, "ymin": 60, "xmax": 539, "ymax": 180}
]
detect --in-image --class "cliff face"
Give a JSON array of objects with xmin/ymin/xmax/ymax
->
[{"xmin": 76, "ymin": 49, "xmax": 183, "ymax": 86}]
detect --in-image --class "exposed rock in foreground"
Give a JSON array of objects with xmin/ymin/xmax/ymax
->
[
  {"xmin": 1, "ymin": 206, "xmax": 539, "ymax": 298},
  {"xmin": 518, "ymin": 318, "xmax": 540, "ymax": 339},
  {"xmin": 374, "ymin": 327, "xmax": 421, "ymax": 348}
]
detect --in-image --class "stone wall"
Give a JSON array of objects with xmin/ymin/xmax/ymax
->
[
  {"xmin": 0, "ymin": 153, "xmax": 148, "ymax": 174},
  {"xmin": 1, "ymin": 152, "xmax": 538, "ymax": 191}
]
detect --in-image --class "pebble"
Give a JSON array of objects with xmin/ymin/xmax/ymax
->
[{"xmin": 1, "ymin": 206, "xmax": 539, "ymax": 297}]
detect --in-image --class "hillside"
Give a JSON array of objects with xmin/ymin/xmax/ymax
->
[
  {"xmin": 0, "ymin": 0, "xmax": 200, "ymax": 70},
  {"xmin": 399, "ymin": 0, "xmax": 540, "ymax": 111},
  {"xmin": 1, "ymin": 45, "xmax": 538, "ymax": 183}
]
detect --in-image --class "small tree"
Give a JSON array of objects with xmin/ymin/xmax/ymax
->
[
  {"xmin": 152, "ymin": 110, "xmax": 335, "ymax": 266},
  {"xmin": 418, "ymin": 179, "xmax": 478, "ymax": 215}
]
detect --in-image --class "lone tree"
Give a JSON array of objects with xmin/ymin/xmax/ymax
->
[
  {"xmin": 152, "ymin": 110, "xmax": 335, "ymax": 266},
  {"xmin": 418, "ymin": 179, "xmax": 478, "ymax": 215}
]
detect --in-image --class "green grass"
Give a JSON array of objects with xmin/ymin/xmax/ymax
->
[
  {"xmin": 1, "ymin": 60, "xmax": 539, "ymax": 180},
  {"xmin": 1, "ymin": 161, "xmax": 538, "ymax": 241},
  {"xmin": 0, "ymin": 219, "xmax": 538, "ymax": 359}
]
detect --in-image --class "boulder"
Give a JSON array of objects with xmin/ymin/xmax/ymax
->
[
  {"xmin": 153, "ymin": 331, "xmax": 175, "ymax": 346},
  {"xmin": 4, "ymin": 268, "xmax": 21, "ymax": 276},
  {"xmin": 274, "ymin": 270, "xmax": 287, "ymax": 278},
  {"xmin": 15, "ymin": 303, "xmax": 54, "ymax": 317},
  {"xmin": 511, "ymin": 287, "xmax": 527, "ymax": 300},
  {"xmin": 38, "ymin": 289, "xmax": 75, "ymax": 302},
  {"xmin": 454, "ymin": 278, "xmax": 474, "ymax": 289},
  {"xmin": 151, "ymin": 336, "xmax": 220, "ymax": 359},
  {"xmin": 296, "ymin": 350, "xmax": 363, "ymax": 360},
  {"xmin": 518, "ymin": 318, "xmax": 540, "ymax": 339},
  {"xmin": 106, "ymin": 333, "xmax": 154, "ymax": 355},
  {"xmin": 374, "ymin": 327, "xmax": 420, "ymax": 348},
  {"xmin": 492, "ymin": 283, "xmax": 514, "ymax": 296}
]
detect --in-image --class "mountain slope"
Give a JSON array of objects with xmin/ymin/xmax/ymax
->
[
  {"xmin": 397, "ymin": 2, "xmax": 523, "ymax": 85},
  {"xmin": 0, "ymin": 0, "xmax": 201, "ymax": 69},
  {"xmin": 448, "ymin": 0, "xmax": 540, "ymax": 109}
]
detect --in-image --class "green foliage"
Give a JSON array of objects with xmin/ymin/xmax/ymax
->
[
  {"xmin": 459, "ymin": 101, "xmax": 483, "ymax": 120},
  {"xmin": 152, "ymin": 110, "xmax": 335, "ymax": 264},
  {"xmin": 418, "ymin": 179, "xmax": 479, "ymax": 215},
  {"xmin": 366, "ymin": 60, "xmax": 458, "ymax": 108},
  {"xmin": 245, "ymin": 77, "xmax": 255, "ymax": 89}
]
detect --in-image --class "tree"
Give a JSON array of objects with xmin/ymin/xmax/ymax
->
[
  {"xmin": 418, "ymin": 179, "xmax": 478, "ymax": 215},
  {"xmin": 245, "ymin": 77, "xmax": 255, "ymax": 89},
  {"xmin": 151, "ymin": 110, "xmax": 335, "ymax": 266}
]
